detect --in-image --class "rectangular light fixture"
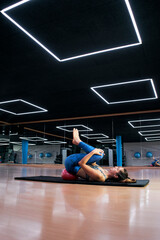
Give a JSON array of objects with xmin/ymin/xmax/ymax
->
[
  {"xmin": 0, "ymin": 99, "xmax": 48, "ymax": 115},
  {"xmin": 56, "ymin": 125, "xmax": 93, "ymax": 132},
  {"xmin": 97, "ymin": 139, "xmax": 116, "ymax": 143},
  {"xmin": 1, "ymin": 0, "xmax": 142, "ymax": 62},
  {"xmin": 10, "ymin": 141, "xmax": 36, "ymax": 145},
  {"xmin": 145, "ymin": 136, "xmax": 160, "ymax": 142},
  {"xmin": 44, "ymin": 141, "xmax": 67, "ymax": 145},
  {"xmin": 81, "ymin": 133, "xmax": 109, "ymax": 139},
  {"xmin": 91, "ymin": 78, "xmax": 158, "ymax": 104},
  {"xmin": 0, "ymin": 138, "xmax": 9, "ymax": 142},
  {"xmin": 9, "ymin": 132, "xmax": 18, "ymax": 136},
  {"xmin": 19, "ymin": 136, "xmax": 47, "ymax": 141},
  {"xmin": 128, "ymin": 118, "xmax": 160, "ymax": 128},
  {"xmin": 138, "ymin": 130, "xmax": 160, "ymax": 136},
  {"xmin": 10, "ymin": 141, "xmax": 22, "ymax": 145}
]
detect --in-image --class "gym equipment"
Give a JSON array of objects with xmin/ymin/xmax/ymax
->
[
  {"xmin": 45, "ymin": 153, "xmax": 52, "ymax": 158},
  {"xmin": 146, "ymin": 152, "xmax": 153, "ymax": 158},
  {"xmin": 134, "ymin": 152, "xmax": 141, "ymax": 158},
  {"xmin": 39, "ymin": 153, "xmax": 44, "ymax": 158},
  {"xmin": 61, "ymin": 169, "xmax": 78, "ymax": 180}
]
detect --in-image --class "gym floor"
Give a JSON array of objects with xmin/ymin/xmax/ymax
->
[{"xmin": 0, "ymin": 165, "xmax": 160, "ymax": 240}]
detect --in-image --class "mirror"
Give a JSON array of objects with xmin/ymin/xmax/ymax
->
[{"xmin": 1, "ymin": 111, "xmax": 159, "ymax": 167}]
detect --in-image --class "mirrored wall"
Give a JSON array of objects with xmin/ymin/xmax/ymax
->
[{"xmin": 1, "ymin": 111, "xmax": 160, "ymax": 167}]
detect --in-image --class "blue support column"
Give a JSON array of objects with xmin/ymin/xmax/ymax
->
[
  {"xmin": 116, "ymin": 136, "xmax": 122, "ymax": 167},
  {"xmin": 22, "ymin": 140, "xmax": 28, "ymax": 164}
]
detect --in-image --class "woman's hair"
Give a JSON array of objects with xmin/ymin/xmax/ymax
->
[
  {"xmin": 106, "ymin": 168, "xmax": 129, "ymax": 182},
  {"xmin": 117, "ymin": 168, "xmax": 128, "ymax": 181},
  {"xmin": 105, "ymin": 168, "xmax": 136, "ymax": 183},
  {"xmin": 116, "ymin": 169, "xmax": 136, "ymax": 183}
]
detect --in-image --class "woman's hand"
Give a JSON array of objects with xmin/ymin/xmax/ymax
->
[{"xmin": 92, "ymin": 148, "xmax": 104, "ymax": 156}]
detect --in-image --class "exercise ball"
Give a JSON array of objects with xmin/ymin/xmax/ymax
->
[
  {"xmin": 146, "ymin": 152, "xmax": 153, "ymax": 158},
  {"xmin": 61, "ymin": 169, "xmax": 77, "ymax": 180},
  {"xmin": 45, "ymin": 153, "xmax": 52, "ymax": 158},
  {"xmin": 39, "ymin": 153, "xmax": 44, "ymax": 158},
  {"xmin": 28, "ymin": 154, "xmax": 33, "ymax": 159},
  {"xmin": 134, "ymin": 152, "xmax": 141, "ymax": 158}
]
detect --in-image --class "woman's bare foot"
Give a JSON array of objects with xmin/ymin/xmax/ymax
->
[{"xmin": 72, "ymin": 128, "xmax": 81, "ymax": 145}]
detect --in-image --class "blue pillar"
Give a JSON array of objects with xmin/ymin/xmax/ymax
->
[
  {"xmin": 116, "ymin": 136, "xmax": 122, "ymax": 167},
  {"xmin": 22, "ymin": 140, "xmax": 28, "ymax": 164}
]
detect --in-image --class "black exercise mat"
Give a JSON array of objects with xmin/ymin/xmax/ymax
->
[{"xmin": 15, "ymin": 176, "xmax": 149, "ymax": 187}]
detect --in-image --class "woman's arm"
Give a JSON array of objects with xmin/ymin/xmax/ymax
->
[{"xmin": 78, "ymin": 149, "xmax": 105, "ymax": 181}]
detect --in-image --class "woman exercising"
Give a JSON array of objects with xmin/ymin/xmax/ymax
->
[
  {"xmin": 64, "ymin": 128, "xmax": 134, "ymax": 182},
  {"xmin": 152, "ymin": 157, "xmax": 160, "ymax": 167}
]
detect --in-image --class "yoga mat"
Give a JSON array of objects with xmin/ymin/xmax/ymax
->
[{"xmin": 15, "ymin": 176, "xmax": 149, "ymax": 187}]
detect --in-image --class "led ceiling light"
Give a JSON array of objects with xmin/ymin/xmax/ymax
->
[
  {"xmin": 19, "ymin": 136, "xmax": 47, "ymax": 141},
  {"xmin": 138, "ymin": 130, "xmax": 160, "ymax": 136},
  {"xmin": 1, "ymin": 0, "xmax": 142, "ymax": 62},
  {"xmin": 91, "ymin": 79, "xmax": 158, "ymax": 104},
  {"xmin": 10, "ymin": 141, "xmax": 21, "ymax": 145},
  {"xmin": 0, "ymin": 138, "xmax": 9, "ymax": 142},
  {"xmin": 81, "ymin": 133, "xmax": 109, "ymax": 139},
  {"xmin": 10, "ymin": 141, "xmax": 23, "ymax": 145},
  {"xmin": 11, "ymin": 141, "xmax": 36, "ymax": 145},
  {"xmin": 9, "ymin": 132, "xmax": 18, "ymax": 136},
  {"xmin": 145, "ymin": 136, "xmax": 160, "ymax": 142},
  {"xmin": 56, "ymin": 125, "xmax": 93, "ymax": 132},
  {"xmin": 128, "ymin": 118, "xmax": 160, "ymax": 128},
  {"xmin": 0, "ymin": 143, "xmax": 9, "ymax": 146},
  {"xmin": 97, "ymin": 139, "xmax": 116, "ymax": 143},
  {"xmin": 44, "ymin": 141, "xmax": 67, "ymax": 145},
  {"xmin": 0, "ymin": 99, "xmax": 48, "ymax": 115}
]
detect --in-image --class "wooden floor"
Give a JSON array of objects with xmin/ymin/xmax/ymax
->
[{"xmin": 0, "ymin": 165, "xmax": 160, "ymax": 240}]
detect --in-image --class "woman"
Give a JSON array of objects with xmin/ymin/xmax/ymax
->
[
  {"xmin": 152, "ymin": 157, "xmax": 160, "ymax": 167},
  {"xmin": 65, "ymin": 128, "xmax": 135, "ymax": 182}
]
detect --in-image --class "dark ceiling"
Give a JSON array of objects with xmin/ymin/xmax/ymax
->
[{"xmin": 0, "ymin": 0, "xmax": 160, "ymax": 144}]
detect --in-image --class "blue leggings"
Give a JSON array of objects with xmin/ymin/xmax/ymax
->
[{"xmin": 65, "ymin": 141, "xmax": 104, "ymax": 175}]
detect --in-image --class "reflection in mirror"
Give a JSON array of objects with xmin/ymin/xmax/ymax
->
[
  {"xmin": 7, "ymin": 123, "xmax": 69, "ymax": 165},
  {"xmin": 1, "ymin": 112, "xmax": 160, "ymax": 168},
  {"xmin": 124, "ymin": 112, "xmax": 160, "ymax": 167},
  {"xmin": 0, "ymin": 124, "xmax": 10, "ymax": 163}
]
